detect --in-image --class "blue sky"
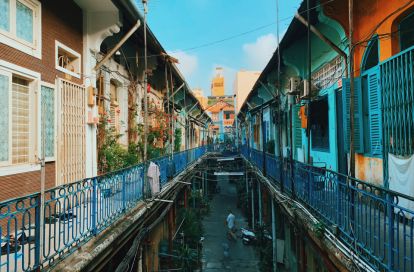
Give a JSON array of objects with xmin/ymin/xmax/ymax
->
[{"xmin": 136, "ymin": 0, "xmax": 302, "ymax": 96}]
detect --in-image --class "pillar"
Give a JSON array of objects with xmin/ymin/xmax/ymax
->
[
  {"xmin": 258, "ymin": 182, "xmax": 262, "ymax": 226},
  {"xmin": 271, "ymin": 199, "xmax": 278, "ymax": 272}
]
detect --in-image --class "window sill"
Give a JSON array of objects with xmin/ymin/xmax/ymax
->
[
  {"xmin": 312, "ymin": 147, "xmax": 330, "ymax": 153},
  {"xmin": 0, "ymin": 163, "xmax": 41, "ymax": 177},
  {"xmin": 0, "ymin": 32, "xmax": 41, "ymax": 59},
  {"xmin": 56, "ymin": 66, "xmax": 81, "ymax": 79}
]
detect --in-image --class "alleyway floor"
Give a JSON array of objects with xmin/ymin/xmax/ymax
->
[{"xmin": 201, "ymin": 176, "xmax": 259, "ymax": 271}]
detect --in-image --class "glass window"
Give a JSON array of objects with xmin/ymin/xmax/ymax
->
[
  {"xmin": 41, "ymin": 86, "xmax": 55, "ymax": 158},
  {"xmin": 0, "ymin": 0, "xmax": 10, "ymax": 31},
  {"xmin": 310, "ymin": 97, "xmax": 329, "ymax": 151},
  {"xmin": 0, "ymin": 74, "xmax": 9, "ymax": 162},
  {"xmin": 400, "ymin": 13, "xmax": 414, "ymax": 51},
  {"xmin": 362, "ymin": 37, "xmax": 379, "ymax": 72},
  {"xmin": 16, "ymin": 1, "xmax": 33, "ymax": 43}
]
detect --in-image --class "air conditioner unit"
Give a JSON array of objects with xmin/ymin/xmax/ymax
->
[
  {"xmin": 301, "ymin": 80, "xmax": 320, "ymax": 99},
  {"xmin": 287, "ymin": 77, "xmax": 301, "ymax": 95}
]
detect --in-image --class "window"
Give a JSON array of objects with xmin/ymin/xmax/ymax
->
[
  {"xmin": 225, "ymin": 113, "xmax": 230, "ymax": 119},
  {"xmin": 361, "ymin": 37, "xmax": 379, "ymax": 72},
  {"xmin": 41, "ymin": 85, "xmax": 54, "ymax": 159},
  {"xmin": 310, "ymin": 97, "xmax": 329, "ymax": 151},
  {"xmin": 55, "ymin": 41, "xmax": 81, "ymax": 79},
  {"xmin": 399, "ymin": 12, "xmax": 414, "ymax": 51},
  {"xmin": 0, "ymin": 69, "xmax": 36, "ymax": 166},
  {"xmin": 109, "ymin": 81, "xmax": 120, "ymax": 133},
  {"xmin": 12, "ymin": 76, "xmax": 30, "ymax": 164},
  {"xmin": 0, "ymin": 0, "xmax": 41, "ymax": 58},
  {"xmin": 312, "ymin": 56, "xmax": 343, "ymax": 90},
  {"xmin": 0, "ymin": 73, "xmax": 9, "ymax": 163}
]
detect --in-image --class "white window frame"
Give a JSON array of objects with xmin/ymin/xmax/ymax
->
[
  {"xmin": 0, "ymin": 0, "xmax": 42, "ymax": 59},
  {"xmin": 39, "ymin": 81, "xmax": 56, "ymax": 162},
  {"xmin": 0, "ymin": 60, "xmax": 41, "ymax": 176},
  {"xmin": 55, "ymin": 41, "xmax": 81, "ymax": 79}
]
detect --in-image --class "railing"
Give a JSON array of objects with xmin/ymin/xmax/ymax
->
[
  {"xmin": 0, "ymin": 146, "xmax": 207, "ymax": 272},
  {"xmin": 250, "ymin": 148, "xmax": 264, "ymax": 172},
  {"xmin": 242, "ymin": 145, "xmax": 414, "ymax": 272}
]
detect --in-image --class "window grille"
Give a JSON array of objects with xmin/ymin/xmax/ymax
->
[
  {"xmin": 312, "ymin": 56, "xmax": 343, "ymax": 90},
  {"xmin": 58, "ymin": 79, "xmax": 86, "ymax": 185},
  {"xmin": 12, "ymin": 77, "xmax": 29, "ymax": 164}
]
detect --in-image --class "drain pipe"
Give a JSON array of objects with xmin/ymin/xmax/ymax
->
[{"xmin": 294, "ymin": 13, "xmax": 348, "ymax": 78}]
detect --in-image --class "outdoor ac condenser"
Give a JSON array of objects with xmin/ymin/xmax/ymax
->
[{"xmin": 288, "ymin": 77, "xmax": 301, "ymax": 95}]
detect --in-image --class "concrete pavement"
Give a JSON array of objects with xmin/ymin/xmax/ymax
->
[{"xmin": 201, "ymin": 176, "xmax": 259, "ymax": 271}]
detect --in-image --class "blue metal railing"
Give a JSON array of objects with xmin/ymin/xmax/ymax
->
[
  {"xmin": 242, "ymin": 145, "xmax": 414, "ymax": 272},
  {"xmin": 0, "ymin": 146, "xmax": 207, "ymax": 271}
]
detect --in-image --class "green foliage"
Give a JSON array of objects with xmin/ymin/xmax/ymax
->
[
  {"xmin": 174, "ymin": 128, "xmax": 182, "ymax": 152},
  {"xmin": 174, "ymin": 244, "xmax": 198, "ymax": 272},
  {"xmin": 255, "ymin": 225, "xmax": 274, "ymax": 272},
  {"xmin": 313, "ymin": 222, "xmax": 325, "ymax": 238},
  {"xmin": 97, "ymin": 120, "xmax": 140, "ymax": 174},
  {"xmin": 266, "ymin": 139, "xmax": 275, "ymax": 154}
]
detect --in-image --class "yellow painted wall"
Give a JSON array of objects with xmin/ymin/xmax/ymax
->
[{"xmin": 211, "ymin": 76, "xmax": 225, "ymax": 96}]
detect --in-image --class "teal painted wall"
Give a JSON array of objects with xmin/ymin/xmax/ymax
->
[
  {"xmin": 279, "ymin": 11, "xmax": 347, "ymax": 171},
  {"xmin": 300, "ymin": 85, "xmax": 339, "ymax": 171}
]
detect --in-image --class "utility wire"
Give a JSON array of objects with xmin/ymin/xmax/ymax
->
[{"xmin": 127, "ymin": 0, "xmax": 337, "ymax": 59}]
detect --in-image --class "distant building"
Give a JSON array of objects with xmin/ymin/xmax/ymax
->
[
  {"xmin": 211, "ymin": 67, "xmax": 225, "ymax": 96},
  {"xmin": 192, "ymin": 88, "xmax": 208, "ymax": 109},
  {"xmin": 234, "ymin": 70, "xmax": 260, "ymax": 112},
  {"xmin": 205, "ymin": 99, "xmax": 235, "ymax": 141}
]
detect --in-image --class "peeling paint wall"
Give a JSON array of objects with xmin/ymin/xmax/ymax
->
[{"xmin": 355, "ymin": 154, "xmax": 383, "ymax": 186}]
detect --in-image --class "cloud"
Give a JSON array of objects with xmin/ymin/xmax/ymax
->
[
  {"xmin": 169, "ymin": 50, "xmax": 198, "ymax": 78},
  {"xmin": 242, "ymin": 33, "xmax": 278, "ymax": 70}
]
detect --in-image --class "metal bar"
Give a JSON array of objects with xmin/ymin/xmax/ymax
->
[
  {"xmin": 93, "ymin": 20, "xmax": 141, "ymax": 71},
  {"xmin": 258, "ymin": 181, "xmax": 262, "ymax": 226},
  {"xmin": 164, "ymin": 83, "xmax": 185, "ymax": 102},
  {"xmin": 258, "ymin": 80, "xmax": 277, "ymax": 99},
  {"xmin": 271, "ymin": 198, "xmax": 277, "ymax": 272}
]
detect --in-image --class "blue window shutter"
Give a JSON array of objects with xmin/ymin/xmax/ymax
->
[
  {"xmin": 342, "ymin": 77, "xmax": 364, "ymax": 153},
  {"xmin": 368, "ymin": 68, "xmax": 382, "ymax": 157},
  {"xmin": 354, "ymin": 77, "xmax": 364, "ymax": 153},
  {"xmin": 293, "ymin": 104, "xmax": 302, "ymax": 157},
  {"xmin": 342, "ymin": 79, "xmax": 350, "ymax": 152}
]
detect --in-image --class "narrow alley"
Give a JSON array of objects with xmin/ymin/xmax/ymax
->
[
  {"xmin": 1, "ymin": 0, "xmax": 414, "ymax": 272},
  {"xmin": 202, "ymin": 175, "xmax": 258, "ymax": 271}
]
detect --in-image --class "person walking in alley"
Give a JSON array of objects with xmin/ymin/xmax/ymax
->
[{"xmin": 226, "ymin": 209, "xmax": 237, "ymax": 241}]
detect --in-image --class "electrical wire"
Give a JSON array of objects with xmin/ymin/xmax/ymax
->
[{"xmin": 123, "ymin": 0, "xmax": 338, "ymax": 60}]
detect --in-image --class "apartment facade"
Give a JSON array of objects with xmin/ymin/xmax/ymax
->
[
  {"xmin": 0, "ymin": 0, "xmax": 210, "ymax": 201},
  {"xmin": 0, "ymin": 0, "xmax": 86, "ymax": 200}
]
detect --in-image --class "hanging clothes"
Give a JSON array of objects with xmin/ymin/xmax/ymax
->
[
  {"xmin": 147, "ymin": 161, "xmax": 160, "ymax": 195},
  {"xmin": 388, "ymin": 153, "xmax": 414, "ymax": 211}
]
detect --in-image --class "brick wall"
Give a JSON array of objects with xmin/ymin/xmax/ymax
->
[
  {"xmin": 0, "ymin": 0, "xmax": 84, "ymax": 202},
  {"xmin": 0, "ymin": 162, "xmax": 55, "ymax": 202},
  {"xmin": 0, "ymin": 0, "xmax": 83, "ymax": 85}
]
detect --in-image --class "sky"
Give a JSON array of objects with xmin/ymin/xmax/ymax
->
[{"xmin": 136, "ymin": 0, "xmax": 302, "ymax": 97}]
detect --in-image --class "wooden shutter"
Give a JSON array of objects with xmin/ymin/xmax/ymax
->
[
  {"xmin": 342, "ymin": 77, "xmax": 364, "ymax": 153},
  {"xmin": 57, "ymin": 79, "xmax": 86, "ymax": 185},
  {"xmin": 367, "ymin": 68, "xmax": 382, "ymax": 157}
]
